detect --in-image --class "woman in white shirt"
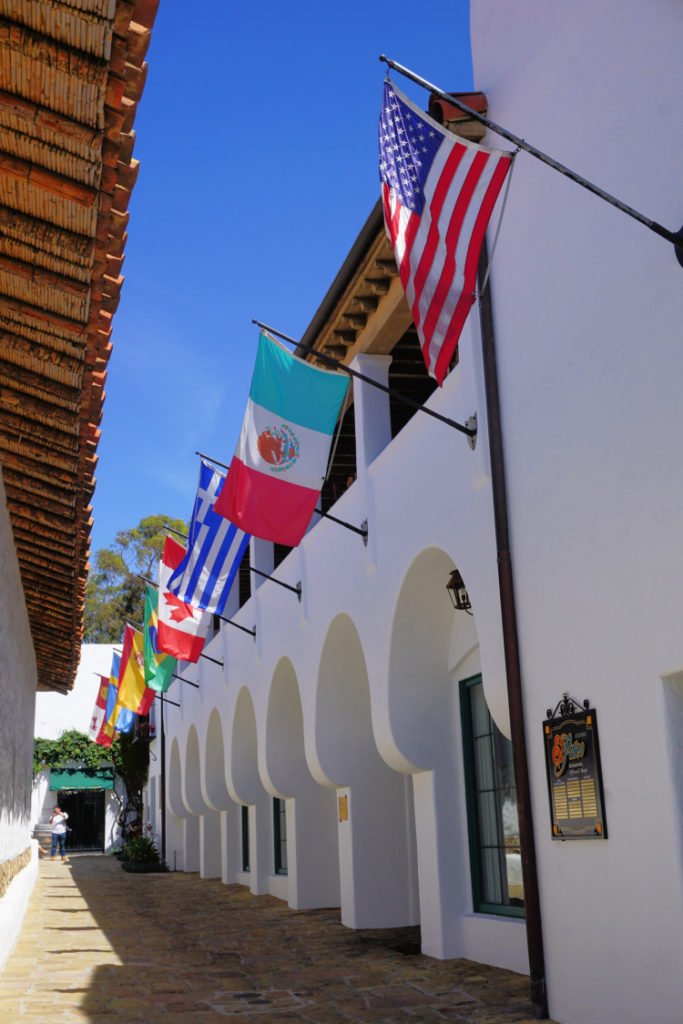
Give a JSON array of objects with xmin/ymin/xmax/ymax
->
[{"xmin": 49, "ymin": 805, "xmax": 69, "ymax": 861}]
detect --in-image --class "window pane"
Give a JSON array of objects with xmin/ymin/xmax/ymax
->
[
  {"xmin": 462, "ymin": 678, "xmax": 525, "ymax": 915},
  {"xmin": 481, "ymin": 847, "xmax": 504, "ymax": 905},
  {"xmin": 474, "ymin": 734, "xmax": 495, "ymax": 790},
  {"xmin": 470, "ymin": 684, "xmax": 491, "ymax": 738},
  {"xmin": 477, "ymin": 790, "xmax": 500, "ymax": 847}
]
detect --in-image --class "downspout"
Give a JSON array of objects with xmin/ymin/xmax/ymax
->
[{"xmin": 477, "ymin": 240, "xmax": 548, "ymax": 1019}]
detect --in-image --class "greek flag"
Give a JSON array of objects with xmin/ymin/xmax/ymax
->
[{"xmin": 167, "ymin": 459, "xmax": 250, "ymax": 615}]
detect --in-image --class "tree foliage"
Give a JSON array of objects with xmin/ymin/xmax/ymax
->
[
  {"xmin": 84, "ymin": 513, "xmax": 187, "ymax": 642},
  {"xmin": 33, "ymin": 729, "xmax": 113, "ymax": 775}
]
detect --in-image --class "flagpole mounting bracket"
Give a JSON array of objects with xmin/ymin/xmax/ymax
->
[
  {"xmin": 674, "ymin": 226, "xmax": 683, "ymax": 268},
  {"xmin": 466, "ymin": 414, "xmax": 477, "ymax": 451},
  {"xmin": 361, "ymin": 520, "xmax": 368, "ymax": 546}
]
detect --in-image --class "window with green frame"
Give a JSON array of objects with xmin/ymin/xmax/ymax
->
[
  {"xmin": 273, "ymin": 798, "xmax": 288, "ymax": 875},
  {"xmin": 460, "ymin": 674, "xmax": 524, "ymax": 917},
  {"xmin": 241, "ymin": 805, "xmax": 250, "ymax": 872}
]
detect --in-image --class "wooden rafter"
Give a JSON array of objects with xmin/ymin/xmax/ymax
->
[{"xmin": 0, "ymin": 0, "xmax": 160, "ymax": 692}]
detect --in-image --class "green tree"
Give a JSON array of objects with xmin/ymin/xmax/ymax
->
[{"xmin": 84, "ymin": 514, "xmax": 187, "ymax": 642}]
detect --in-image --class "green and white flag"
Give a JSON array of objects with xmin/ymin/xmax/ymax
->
[{"xmin": 143, "ymin": 585, "xmax": 177, "ymax": 693}]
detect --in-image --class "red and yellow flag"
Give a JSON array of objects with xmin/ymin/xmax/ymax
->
[{"xmin": 114, "ymin": 625, "xmax": 154, "ymax": 715}]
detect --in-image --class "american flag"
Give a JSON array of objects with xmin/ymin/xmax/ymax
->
[
  {"xmin": 167, "ymin": 459, "xmax": 250, "ymax": 616},
  {"xmin": 379, "ymin": 81, "xmax": 513, "ymax": 385}
]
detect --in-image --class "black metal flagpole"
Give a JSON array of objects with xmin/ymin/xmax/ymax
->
[
  {"xmin": 194, "ymin": 451, "xmax": 369, "ymax": 540},
  {"xmin": 200, "ymin": 652, "xmax": 223, "ymax": 667},
  {"xmin": 172, "ymin": 674, "xmax": 200, "ymax": 689},
  {"xmin": 249, "ymin": 565, "xmax": 302, "ymax": 600},
  {"xmin": 157, "ymin": 694, "xmax": 180, "ymax": 708},
  {"xmin": 159, "ymin": 692, "xmax": 166, "ymax": 867},
  {"xmin": 252, "ymin": 320, "xmax": 478, "ymax": 441},
  {"xmin": 139, "ymin": 572, "xmax": 256, "ymax": 639},
  {"xmin": 379, "ymin": 55, "xmax": 683, "ymax": 262}
]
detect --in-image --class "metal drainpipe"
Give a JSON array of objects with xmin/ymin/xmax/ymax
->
[{"xmin": 477, "ymin": 240, "xmax": 548, "ymax": 1019}]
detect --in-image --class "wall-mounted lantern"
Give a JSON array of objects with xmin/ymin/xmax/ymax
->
[{"xmin": 446, "ymin": 568, "xmax": 472, "ymax": 613}]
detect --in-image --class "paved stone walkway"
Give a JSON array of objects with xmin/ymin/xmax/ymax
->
[{"xmin": 0, "ymin": 856, "xmax": 551, "ymax": 1023}]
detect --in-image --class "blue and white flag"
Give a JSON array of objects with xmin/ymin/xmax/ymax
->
[{"xmin": 168, "ymin": 459, "xmax": 250, "ymax": 615}]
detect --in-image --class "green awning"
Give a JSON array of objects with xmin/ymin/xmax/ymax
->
[{"xmin": 50, "ymin": 767, "xmax": 114, "ymax": 791}]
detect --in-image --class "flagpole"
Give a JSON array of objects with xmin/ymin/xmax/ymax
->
[
  {"xmin": 156, "ymin": 694, "xmax": 180, "ymax": 708},
  {"xmin": 159, "ymin": 692, "xmax": 166, "ymax": 868},
  {"xmin": 172, "ymin": 674, "xmax": 200, "ymax": 689},
  {"xmin": 252, "ymin": 320, "xmax": 478, "ymax": 441},
  {"xmin": 139, "ymin": 573, "xmax": 256, "ymax": 639},
  {"xmin": 193, "ymin": 453, "xmax": 370, "ymax": 540},
  {"xmin": 199, "ymin": 652, "xmax": 223, "ymax": 667},
  {"xmin": 249, "ymin": 565, "xmax": 302, "ymax": 600},
  {"xmin": 379, "ymin": 55, "xmax": 683, "ymax": 262}
]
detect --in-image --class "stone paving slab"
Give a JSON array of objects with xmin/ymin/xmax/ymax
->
[{"xmin": 0, "ymin": 856, "xmax": 555, "ymax": 1023}]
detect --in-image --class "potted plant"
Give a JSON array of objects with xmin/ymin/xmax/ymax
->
[{"xmin": 120, "ymin": 835, "xmax": 167, "ymax": 873}]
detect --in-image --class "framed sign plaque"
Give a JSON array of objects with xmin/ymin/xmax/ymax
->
[{"xmin": 543, "ymin": 694, "xmax": 607, "ymax": 840}]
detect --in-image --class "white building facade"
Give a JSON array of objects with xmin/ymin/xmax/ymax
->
[
  {"xmin": 33, "ymin": 644, "xmax": 125, "ymax": 855},
  {"xmin": 146, "ymin": 3, "xmax": 683, "ymax": 1023}
]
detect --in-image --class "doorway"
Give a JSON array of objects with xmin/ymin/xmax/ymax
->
[{"xmin": 58, "ymin": 790, "xmax": 106, "ymax": 852}]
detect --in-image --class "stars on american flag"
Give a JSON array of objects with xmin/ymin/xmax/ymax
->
[{"xmin": 379, "ymin": 83, "xmax": 442, "ymax": 214}]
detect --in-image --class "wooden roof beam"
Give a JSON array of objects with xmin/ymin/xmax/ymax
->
[
  {"xmin": 11, "ymin": 525, "xmax": 78, "ymax": 559},
  {"xmin": 0, "ymin": 387, "xmax": 79, "ymax": 433},
  {"xmin": 5, "ymin": 479, "xmax": 76, "ymax": 513},
  {"xmin": 0, "ymin": 203, "xmax": 93, "ymax": 260},
  {"xmin": 0, "ymin": 364, "xmax": 81, "ymax": 408},
  {"xmin": 0, "ymin": 88, "xmax": 102, "ymax": 148},
  {"xmin": 0, "ymin": 150, "xmax": 98, "ymax": 207},
  {"xmin": 0, "ymin": 329, "xmax": 83, "ymax": 380},
  {"xmin": 0, "ymin": 292, "xmax": 87, "ymax": 335},
  {"xmin": 0, "ymin": 18, "xmax": 108, "ymax": 84},
  {"xmin": 0, "ymin": 252, "xmax": 89, "ymax": 299}
]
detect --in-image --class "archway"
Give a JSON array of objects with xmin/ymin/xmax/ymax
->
[
  {"xmin": 185, "ymin": 726, "xmax": 220, "ymax": 878},
  {"xmin": 388, "ymin": 547, "xmax": 480, "ymax": 958},
  {"xmin": 167, "ymin": 738, "xmax": 196, "ymax": 872},
  {"xmin": 264, "ymin": 657, "xmax": 339, "ymax": 909},
  {"xmin": 315, "ymin": 613, "xmax": 418, "ymax": 929},
  {"xmin": 228, "ymin": 686, "xmax": 271, "ymax": 894},
  {"xmin": 204, "ymin": 708, "xmax": 241, "ymax": 884}
]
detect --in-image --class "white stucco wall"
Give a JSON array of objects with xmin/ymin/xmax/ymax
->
[
  {"xmin": 34, "ymin": 644, "xmax": 114, "ymax": 740},
  {"xmin": 471, "ymin": 3, "xmax": 683, "ymax": 1022},
  {"xmin": 0, "ymin": 473, "xmax": 38, "ymax": 968}
]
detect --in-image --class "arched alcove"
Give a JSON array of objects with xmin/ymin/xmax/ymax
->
[
  {"xmin": 263, "ymin": 657, "xmax": 339, "ymax": 909},
  {"xmin": 386, "ymin": 547, "xmax": 483, "ymax": 958},
  {"xmin": 167, "ymin": 738, "xmax": 197, "ymax": 872},
  {"xmin": 315, "ymin": 613, "xmax": 418, "ymax": 929},
  {"xmin": 228, "ymin": 686, "xmax": 271, "ymax": 894},
  {"xmin": 388, "ymin": 547, "xmax": 474, "ymax": 769},
  {"xmin": 185, "ymin": 725, "xmax": 220, "ymax": 879},
  {"xmin": 204, "ymin": 708, "xmax": 231, "ymax": 810}
]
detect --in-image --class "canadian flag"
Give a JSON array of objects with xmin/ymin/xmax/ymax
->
[{"xmin": 157, "ymin": 536, "xmax": 210, "ymax": 662}]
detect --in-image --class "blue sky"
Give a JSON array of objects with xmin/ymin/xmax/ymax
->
[{"xmin": 91, "ymin": 0, "xmax": 473, "ymax": 555}]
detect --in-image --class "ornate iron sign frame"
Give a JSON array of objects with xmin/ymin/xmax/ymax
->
[{"xmin": 543, "ymin": 694, "xmax": 607, "ymax": 840}]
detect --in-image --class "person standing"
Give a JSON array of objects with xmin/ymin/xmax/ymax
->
[{"xmin": 49, "ymin": 805, "xmax": 69, "ymax": 862}]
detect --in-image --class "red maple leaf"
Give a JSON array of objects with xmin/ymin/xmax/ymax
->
[{"xmin": 163, "ymin": 591, "xmax": 196, "ymax": 623}]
